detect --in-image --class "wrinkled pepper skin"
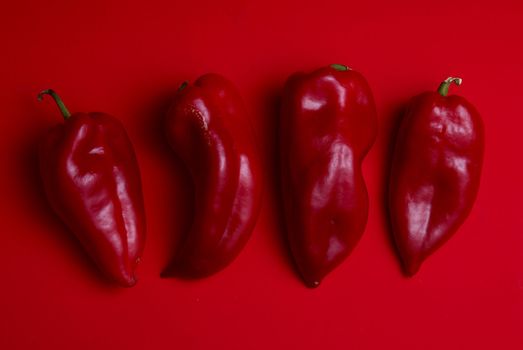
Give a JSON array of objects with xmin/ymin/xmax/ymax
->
[
  {"xmin": 389, "ymin": 78, "xmax": 484, "ymax": 276},
  {"xmin": 280, "ymin": 64, "xmax": 378, "ymax": 287},
  {"xmin": 39, "ymin": 90, "xmax": 146, "ymax": 287},
  {"xmin": 164, "ymin": 74, "xmax": 262, "ymax": 278}
]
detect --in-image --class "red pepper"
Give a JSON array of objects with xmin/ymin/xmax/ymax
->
[
  {"xmin": 164, "ymin": 74, "xmax": 262, "ymax": 278},
  {"xmin": 280, "ymin": 64, "xmax": 378, "ymax": 287},
  {"xmin": 388, "ymin": 77, "xmax": 484, "ymax": 276},
  {"xmin": 38, "ymin": 90, "xmax": 146, "ymax": 287}
]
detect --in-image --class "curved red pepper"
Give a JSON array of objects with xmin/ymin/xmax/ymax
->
[
  {"xmin": 389, "ymin": 77, "xmax": 484, "ymax": 276},
  {"xmin": 164, "ymin": 74, "xmax": 262, "ymax": 278},
  {"xmin": 280, "ymin": 64, "xmax": 378, "ymax": 287},
  {"xmin": 38, "ymin": 90, "xmax": 146, "ymax": 287}
]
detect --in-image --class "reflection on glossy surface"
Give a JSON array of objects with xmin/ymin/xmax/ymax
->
[
  {"xmin": 40, "ymin": 112, "xmax": 146, "ymax": 286},
  {"xmin": 280, "ymin": 65, "xmax": 377, "ymax": 287},
  {"xmin": 164, "ymin": 74, "xmax": 262, "ymax": 278},
  {"xmin": 406, "ymin": 186, "xmax": 434, "ymax": 248},
  {"xmin": 389, "ymin": 91, "xmax": 484, "ymax": 275}
]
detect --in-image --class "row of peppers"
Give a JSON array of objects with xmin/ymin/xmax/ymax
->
[{"xmin": 38, "ymin": 65, "xmax": 484, "ymax": 288}]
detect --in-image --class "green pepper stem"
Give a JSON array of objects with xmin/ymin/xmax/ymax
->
[
  {"xmin": 37, "ymin": 89, "xmax": 71, "ymax": 119},
  {"xmin": 330, "ymin": 64, "xmax": 351, "ymax": 71},
  {"xmin": 437, "ymin": 77, "xmax": 463, "ymax": 97}
]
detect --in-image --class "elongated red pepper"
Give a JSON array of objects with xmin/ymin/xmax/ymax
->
[
  {"xmin": 38, "ymin": 90, "xmax": 146, "ymax": 287},
  {"xmin": 164, "ymin": 74, "xmax": 262, "ymax": 278},
  {"xmin": 280, "ymin": 64, "xmax": 378, "ymax": 287},
  {"xmin": 389, "ymin": 77, "xmax": 484, "ymax": 276}
]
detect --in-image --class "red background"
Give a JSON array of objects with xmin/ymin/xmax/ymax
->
[{"xmin": 1, "ymin": 0, "xmax": 522, "ymax": 349}]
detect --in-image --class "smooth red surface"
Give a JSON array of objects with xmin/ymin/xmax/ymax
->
[
  {"xmin": 280, "ymin": 66, "xmax": 377, "ymax": 287},
  {"xmin": 0, "ymin": 0, "xmax": 522, "ymax": 349},
  {"xmin": 164, "ymin": 74, "xmax": 262, "ymax": 278},
  {"xmin": 39, "ymin": 110, "xmax": 146, "ymax": 287},
  {"xmin": 389, "ymin": 87, "xmax": 484, "ymax": 276}
]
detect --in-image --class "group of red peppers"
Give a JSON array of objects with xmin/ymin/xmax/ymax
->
[{"xmin": 38, "ymin": 64, "xmax": 484, "ymax": 288}]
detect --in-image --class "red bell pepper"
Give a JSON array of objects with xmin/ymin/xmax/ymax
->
[
  {"xmin": 280, "ymin": 64, "xmax": 378, "ymax": 287},
  {"xmin": 38, "ymin": 90, "xmax": 146, "ymax": 287},
  {"xmin": 164, "ymin": 74, "xmax": 262, "ymax": 278},
  {"xmin": 388, "ymin": 77, "xmax": 484, "ymax": 275}
]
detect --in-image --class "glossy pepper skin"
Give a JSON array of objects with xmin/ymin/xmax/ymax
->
[
  {"xmin": 389, "ymin": 77, "xmax": 484, "ymax": 276},
  {"xmin": 164, "ymin": 74, "xmax": 262, "ymax": 278},
  {"xmin": 280, "ymin": 64, "xmax": 378, "ymax": 287},
  {"xmin": 38, "ymin": 90, "xmax": 146, "ymax": 287}
]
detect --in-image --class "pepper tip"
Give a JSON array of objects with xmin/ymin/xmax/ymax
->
[
  {"xmin": 402, "ymin": 258, "xmax": 422, "ymax": 277},
  {"xmin": 302, "ymin": 277, "xmax": 322, "ymax": 288}
]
